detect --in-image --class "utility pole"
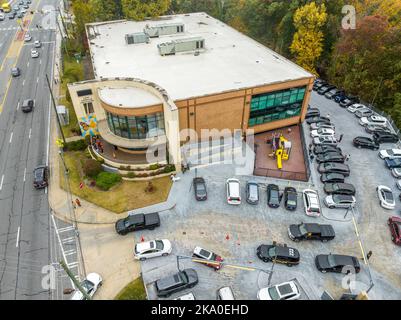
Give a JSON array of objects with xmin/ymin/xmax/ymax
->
[
  {"xmin": 59, "ymin": 260, "xmax": 91, "ymax": 300},
  {"xmin": 46, "ymin": 74, "xmax": 66, "ymax": 145}
]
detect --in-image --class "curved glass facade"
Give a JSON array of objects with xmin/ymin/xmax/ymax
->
[{"xmin": 106, "ymin": 112, "xmax": 165, "ymax": 139}]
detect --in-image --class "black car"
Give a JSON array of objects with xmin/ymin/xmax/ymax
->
[
  {"xmin": 320, "ymin": 173, "xmax": 345, "ymax": 183},
  {"xmin": 334, "ymin": 91, "xmax": 347, "ymax": 103},
  {"xmin": 115, "ymin": 212, "xmax": 160, "ymax": 235},
  {"xmin": 313, "ymin": 145, "xmax": 342, "ymax": 155},
  {"xmin": 33, "ymin": 165, "xmax": 48, "ymax": 189},
  {"xmin": 339, "ymin": 95, "xmax": 359, "ymax": 108},
  {"xmin": 267, "ymin": 184, "xmax": 281, "ymax": 208},
  {"xmin": 317, "ymin": 85, "xmax": 336, "ymax": 95},
  {"xmin": 246, "ymin": 181, "xmax": 259, "ymax": 205},
  {"xmin": 155, "ymin": 268, "xmax": 198, "ymax": 297},
  {"xmin": 315, "ymin": 254, "xmax": 360, "ymax": 274},
  {"xmin": 288, "ymin": 223, "xmax": 335, "ymax": 242},
  {"xmin": 284, "ymin": 187, "xmax": 297, "ymax": 210},
  {"xmin": 256, "ymin": 242, "xmax": 300, "ymax": 266},
  {"xmin": 193, "ymin": 177, "xmax": 207, "ymax": 201},
  {"xmin": 318, "ymin": 162, "xmax": 350, "ymax": 176},
  {"xmin": 373, "ymin": 132, "xmax": 399, "ymax": 144},
  {"xmin": 385, "ymin": 158, "xmax": 401, "ymax": 169},
  {"xmin": 21, "ymin": 99, "xmax": 34, "ymax": 113},
  {"xmin": 305, "ymin": 108, "xmax": 320, "ymax": 119},
  {"xmin": 353, "ymin": 136, "xmax": 379, "ymax": 150},
  {"xmin": 324, "ymin": 183, "xmax": 356, "ymax": 196},
  {"xmin": 306, "ymin": 116, "xmax": 331, "ymax": 125},
  {"xmin": 9, "ymin": 12, "xmax": 16, "ymax": 19},
  {"xmin": 316, "ymin": 152, "xmax": 345, "ymax": 164}
]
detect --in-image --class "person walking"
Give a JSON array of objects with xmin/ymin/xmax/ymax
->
[
  {"xmin": 345, "ymin": 154, "xmax": 350, "ymax": 161},
  {"xmin": 367, "ymin": 250, "xmax": 373, "ymax": 260},
  {"xmin": 338, "ymin": 134, "xmax": 344, "ymax": 143},
  {"xmin": 75, "ymin": 198, "xmax": 81, "ymax": 207}
]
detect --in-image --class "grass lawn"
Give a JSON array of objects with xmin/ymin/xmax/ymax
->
[
  {"xmin": 60, "ymin": 151, "xmax": 173, "ymax": 213},
  {"xmin": 115, "ymin": 277, "xmax": 147, "ymax": 300}
]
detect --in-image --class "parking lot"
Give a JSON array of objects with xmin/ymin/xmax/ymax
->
[{"xmin": 133, "ymin": 91, "xmax": 401, "ymax": 300}]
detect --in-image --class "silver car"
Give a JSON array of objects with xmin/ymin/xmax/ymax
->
[
  {"xmin": 246, "ymin": 181, "xmax": 259, "ymax": 205},
  {"xmin": 324, "ymin": 194, "xmax": 356, "ymax": 209}
]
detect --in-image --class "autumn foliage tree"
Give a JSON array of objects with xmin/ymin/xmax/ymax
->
[
  {"xmin": 290, "ymin": 2, "xmax": 327, "ymax": 75},
  {"xmin": 121, "ymin": 0, "xmax": 171, "ymax": 20}
]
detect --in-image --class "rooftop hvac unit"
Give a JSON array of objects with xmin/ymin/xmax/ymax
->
[
  {"xmin": 125, "ymin": 32, "xmax": 150, "ymax": 45},
  {"xmin": 144, "ymin": 23, "xmax": 185, "ymax": 38},
  {"xmin": 158, "ymin": 37, "xmax": 205, "ymax": 56}
]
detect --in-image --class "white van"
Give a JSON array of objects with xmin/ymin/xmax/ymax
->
[
  {"xmin": 217, "ymin": 286, "xmax": 235, "ymax": 300},
  {"xmin": 226, "ymin": 178, "xmax": 241, "ymax": 205}
]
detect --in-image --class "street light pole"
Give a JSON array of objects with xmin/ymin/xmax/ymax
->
[{"xmin": 46, "ymin": 74, "xmax": 66, "ymax": 145}]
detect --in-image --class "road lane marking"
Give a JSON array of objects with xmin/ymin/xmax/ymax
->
[
  {"xmin": 23, "ymin": 168, "xmax": 26, "ymax": 182},
  {"xmin": 17, "ymin": 102, "xmax": 20, "ymax": 110},
  {"xmin": 27, "ymin": 61, "xmax": 29, "ymax": 67},
  {"xmin": 9, "ymin": 132, "xmax": 13, "ymax": 143},
  {"xmin": 16, "ymin": 227, "xmax": 20, "ymax": 247},
  {"xmin": 0, "ymin": 175, "xmax": 4, "ymax": 190},
  {"xmin": 36, "ymin": 77, "xmax": 39, "ymax": 83},
  {"xmin": 28, "ymin": 128, "xmax": 31, "ymax": 139},
  {"xmin": 22, "ymin": 79, "xmax": 25, "ymax": 86}
]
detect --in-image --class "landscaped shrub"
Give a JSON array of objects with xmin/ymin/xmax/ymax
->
[
  {"xmin": 83, "ymin": 159, "xmax": 103, "ymax": 178},
  {"xmin": 127, "ymin": 172, "xmax": 136, "ymax": 178},
  {"xmin": 163, "ymin": 164, "xmax": 176, "ymax": 173},
  {"xmin": 149, "ymin": 163, "xmax": 160, "ymax": 170},
  {"xmin": 96, "ymin": 172, "xmax": 122, "ymax": 191},
  {"xmin": 66, "ymin": 139, "xmax": 87, "ymax": 151}
]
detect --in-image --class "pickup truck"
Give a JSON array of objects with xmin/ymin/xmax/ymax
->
[
  {"xmin": 288, "ymin": 223, "xmax": 335, "ymax": 242},
  {"xmin": 115, "ymin": 212, "xmax": 160, "ymax": 235}
]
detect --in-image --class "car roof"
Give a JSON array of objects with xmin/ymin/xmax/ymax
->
[
  {"xmin": 135, "ymin": 241, "xmax": 154, "ymax": 252},
  {"xmin": 331, "ymin": 254, "xmax": 356, "ymax": 266}
]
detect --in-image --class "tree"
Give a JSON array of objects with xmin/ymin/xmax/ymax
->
[
  {"xmin": 71, "ymin": 0, "xmax": 94, "ymax": 44},
  {"xmin": 91, "ymin": 0, "xmax": 123, "ymax": 21},
  {"xmin": 290, "ymin": 2, "xmax": 328, "ymax": 75},
  {"xmin": 121, "ymin": 0, "xmax": 171, "ymax": 20}
]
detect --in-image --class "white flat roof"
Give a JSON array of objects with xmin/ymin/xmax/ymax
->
[
  {"xmin": 87, "ymin": 13, "xmax": 313, "ymax": 102},
  {"xmin": 98, "ymin": 87, "xmax": 161, "ymax": 108}
]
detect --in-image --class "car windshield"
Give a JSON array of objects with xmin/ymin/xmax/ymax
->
[
  {"xmin": 155, "ymin": 240, "xmax": 164, "ymax": 250},
  {"xmin": 268, "ymin": 247, "xmax": 276, "ymax": 257},
  {"xmin": 197, "ymin": 183, "xmax": 206, "ymax": 192},
  {"xmin": 268, "ymin": 287, "xmax": 280, "ymax": 300},
  {"xmin": 270, "ymin": 190, "xmax": 279, "ymax": 201},
  {"xmin": 80, "ymin": 279, "xmax": 94, "ymax": 293},
  {"xmin": 287, "ymin": 193, "xmax": 297, "ymax": 206},
  {"xmin": 384, "ymin": 191, "xmax": 394, "ymax": 201},
  {"xmin": 327, "ymin": 255, "xmax": 337, "ymax": 267},
  {"xmin": 388, "ymin": 150, "xmax": 395, "ymax": 156},
  {"xmin": 299, "ymin": 224, "xmax": 308, "ymax": 235},
  {"xmin": 199, "ymin": 249, "xmax": 212, "ymax": 259}
]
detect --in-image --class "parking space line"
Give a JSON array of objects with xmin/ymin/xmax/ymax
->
[
  {"xmin": 9, "ymin": 132, "xmax": 13, "ymax": 143},
  {"xmin": 58, "ymin": 226, "xmax": 75, "ymax": 233},
  {"xmin": 23, "ymin": 168, "xmax": 26, "ymax": 182},
  {"xmin": 16, "ymin": 226, "xmax": 20, "ymax": 247},
  {"xmin": 0, "ymin": 174, "xmax": 3, "ymax": 190}
]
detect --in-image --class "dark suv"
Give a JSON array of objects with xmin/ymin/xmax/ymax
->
[
  {"xmin": 155, "ymin": 269, "xmax": 198, "ymax": 298},
  {"xmin": 33, "ymin": 165, "xmax": 48, "ymax": 189},
  {"xmin": 267, "ymin": 184, "xmax": 281, "ymax": 208},
  {"xmin": 21, "ymin": 99, "xmax": 34, "ymax": 113}
]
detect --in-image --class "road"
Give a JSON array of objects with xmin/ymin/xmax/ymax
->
[{"xmin": 0, "ymin": 0, "xmax": 77, "ymax": 300}]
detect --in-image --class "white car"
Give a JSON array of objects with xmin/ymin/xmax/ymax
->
[
  {"xmin": 257, "ymin": 281, "xmax": 300, "ymax": 300},
  {"xmin": 313, "ymin": 136, "xmax": 338, "ymax": 146},
  {"xmin": 347, "ymin": 103, "xmax": 368, "ymax": 113},
  {"xmin": 310, "ymin": 128, "xmax": 335, "ymax": 138},
  {"xmin": 379, "ymin": 149, "xmax": 401, "ymax": 159},
  {"xmin": 31, "ymin": 49, "xmax": 39, "ymax": 58},
  {"xmin": 359, "ymin": 115, "xmax": 387, "ymax": 127},
  {"xmin": 392, "ymin": 168, "xmax": 401, "ymax": 178},
  {"xmin": 134, "ymin": 239, "xmax": 172, "ymax": 261},
  {"xmin": 24, "ymin": 33, "xmax": 32, "ymax": 42},
  {"xmin": 377, "ymin": 185, "xmax": 395, "ymax": 210},
  {"xmin": 310, "ymin": 123, "xmax": 335, "ymax": 131},
  {"xmin": 324, "ymin": 194, "xmax": 356, "ymax": 209},
  {"xmin": 71, "ymin": 273, "xmax": 102, "ymax": 300},
  {"xmin": 226, "ymin": 178, "xmax": 241, "ymax": 205},
  {"xmin": 34, "ymin": 40, "xmax": 41, "ymax": 48},
  {"xmin": 396, "ymin": 180, "xmax": 401, "ymax": 190},
  {"xmin": 303, "ymin": 189, "xmax": 321, "ymax": 217}
]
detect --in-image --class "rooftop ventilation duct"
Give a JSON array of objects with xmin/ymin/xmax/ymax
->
[
  {"xmin": 158, "ymin": 37, "xmax": 205, "ymax": 56},
  {"xmin": 125, "ymin": 32, "xmax": 150, "ymax": 45},
  {"xmin": 144, "ymin": 23, "xmax": 185, "ymax": 38}
]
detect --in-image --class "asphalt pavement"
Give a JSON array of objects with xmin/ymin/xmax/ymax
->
[{"xmin": 0, "ymin": 0, "xmax": 75, "ymax": 300}]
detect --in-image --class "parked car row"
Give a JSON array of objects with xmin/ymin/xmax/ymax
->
[{"xmin": 308, "ymin": 109, "xmax": 356, "ymax": 209}]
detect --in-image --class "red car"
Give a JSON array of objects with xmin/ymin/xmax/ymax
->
[
  {"xmin": 192, "ymin": 246, "xmax": 224, "ymax": 270},
  {"xmin": 388, "ymin": 217, "xmax": 401, "ymax": 245}
]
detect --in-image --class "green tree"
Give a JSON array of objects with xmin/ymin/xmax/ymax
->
[
  {"xmin": 91, "ymin": 0, "xmax": 123, "ymax": 21},
  {"xmin": 121, "ymin": 0, "xmax": 171, "ymax": 20},
  {"xmin": 290, "ymin": 1, "xmax": 327, "ymax": 75},
  {"xmin": 71, "ymin": 0, "xmax": 94, "ymax": 44}
]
